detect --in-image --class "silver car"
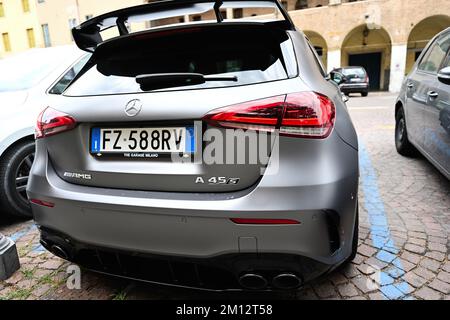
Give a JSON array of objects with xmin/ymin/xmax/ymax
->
[
  {"xmin": 27, "ymin": 0, "xmax": 359, "ymax": 291},
  {"xmin": 395, "ymin": 27, "xmax": 450, "ymax": 179}
]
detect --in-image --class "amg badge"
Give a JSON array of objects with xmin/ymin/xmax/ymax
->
[{"xmin": 63, "ymin": 172, "xmax": 92, "ymax": 180}]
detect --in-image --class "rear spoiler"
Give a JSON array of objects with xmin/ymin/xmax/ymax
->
[{"xmin": 72, "ymin": 0, "xmax": 296, "ymax": 52}]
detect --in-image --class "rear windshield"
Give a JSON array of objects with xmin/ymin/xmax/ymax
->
[
  {"xmin": 342, "ymin": 68, "xmax": 366, "ymax": 77},
  {"xmin": 65, "ymin": 25, "xmax": 297, "ymax": 96}
]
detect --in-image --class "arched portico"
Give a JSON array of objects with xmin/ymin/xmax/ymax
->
[
  {"xmin": 340, "ymin": 24, "xmax": 392, "ymax": 91},
  {"xmin": 406, "ymin": 15, "xmax": 450, "ymax": 73},
  {"xmin": 304, "ymin": 30, "xmax": 328, "ymax": 67}
]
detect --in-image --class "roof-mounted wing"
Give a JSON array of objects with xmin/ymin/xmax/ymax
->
[{"xmin": 72, "ymin": 0, "xmax": 296, "ymax": 52}]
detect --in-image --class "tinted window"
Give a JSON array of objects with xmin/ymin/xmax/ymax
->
[
  {"xmin": 342, "ymin": 68, "xmax": 366, "ymax": 77},
  {"xmin": 418, "ymin": 33, "xmax": 450, "ymax": 73},
  {"xmin": 49, "ymin": 54, "xmax": 91, "ymax": 95},
  {"xmin": 65, "ymin": 27, "xmax": 297, "ymax": 96}
]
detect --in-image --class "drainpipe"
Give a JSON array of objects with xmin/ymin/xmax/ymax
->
[
  {"xmin": 75, "ymin": 0, "xmax": 81, "ymax": 23},
  {"xmin": 0, "ymin": 233, "xmax": 20, "ymax": 281}
]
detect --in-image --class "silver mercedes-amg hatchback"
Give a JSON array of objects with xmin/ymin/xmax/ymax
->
[{"xmin": 27, "ymin": 0, "xmax": 359, "ymax": 291}]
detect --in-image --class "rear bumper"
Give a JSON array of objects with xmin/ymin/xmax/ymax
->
[
  {"xmin": 28, "ymin": 133, "xmax": 359, "ymax": 288},
  {"xmin": 40, "ymin": 226, "xmax": 330, "ymax": 291}
]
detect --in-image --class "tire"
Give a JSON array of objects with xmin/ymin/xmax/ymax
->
[
  {"xmin": 361, "ymin": 92, "xmax": 368, "ymax": 97},
  {"xmin": 0, "ymin": 140, "xmax": 35, "ymax": 219},
  {"xmin": 395, "ymin": 108, "xmax": 417, "ymax": 157},
  {"xmin": 345, "ymin": 205, "xmax": 359, "ymax": 264}
]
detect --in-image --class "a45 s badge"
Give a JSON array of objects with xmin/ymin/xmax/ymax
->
[{"xmin": 195, "ymin": 177, "xmax": 240, "ymax": 185}]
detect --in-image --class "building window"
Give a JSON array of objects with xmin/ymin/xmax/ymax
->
[
  {"xmin": 68, "ymin": 18, "xmax": 78, "ymax": 29},
  {"xmin": 68, "ymin": 18, "xmax": 78, "ymax": 39},
  {"xmin": 295, "ymin": 0, "xmax": 308, "ymax": 10},
  {"xmin": 37, "ymin": 0, "xmax": 45, "ymax": 3},
  {"xmin": 0, "ymin": 2, "xmax": 5, "ymax": 17},
  {"xmin": 2, "ymin": 32, "xmax": 11, "ymax": 52},
  {"xmin": 192, "ymin": 15, "xmax": 201, "ymax": 21},
  {"xmin": 22, "ymin": 0, "xmax": 30, "ymax": 13},
  {"xmin": 314, "ymin": 46, "xmax": 324, "ymax": 57},
  {"xmin": 41, "ymin": 24, "xmax": 51, "ymax": 47},
  {"xmin": 26, "ymin": 28, "xmax": 35, "ymax": 48},
  {"xmin": 233, "ymin": 8, "xmax": 243, "ymax": 18}
]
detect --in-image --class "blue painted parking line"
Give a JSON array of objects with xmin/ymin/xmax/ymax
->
[
  {"xmin": 359, "ymin": 142, "xmax": 412, "ymax": 299},
  {"xmin": 9, "ymin": 224, "xmax": 46, "ymax": 253},
  {"xmin": 9, "ymin": 224, "xmax": 37, "ymax": 242}
]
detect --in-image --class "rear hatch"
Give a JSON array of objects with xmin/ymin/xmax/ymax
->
[{"xmin": 43, "ymin": 24, "xmax": 300, "ymax": 193}]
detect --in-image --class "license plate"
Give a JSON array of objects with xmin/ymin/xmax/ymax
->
[
  {"xmin": 90, "ymin": 126, "xmax": 195, "ymax": 154},
  {"xmin": 350, "ymin": 78, "xmax": 361, "ymax": 82}
]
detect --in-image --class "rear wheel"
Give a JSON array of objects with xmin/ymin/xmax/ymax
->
[
  {"xmin": 361, "ymin": 91, "xmax": 368, "ymax": 97},
  {"xmin": 0, "ymin": 140, "xmax": 35, "ymax": 219},
  {"xmin": 395, "ymin": 107, "xmax": 417, "ymax": 157}
]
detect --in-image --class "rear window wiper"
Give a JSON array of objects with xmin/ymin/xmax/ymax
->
[{"xmin": 136, "ymin": 73, "xmax": 238, "ymax": 91}]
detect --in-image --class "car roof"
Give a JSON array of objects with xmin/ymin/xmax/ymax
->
[{"xmin": 341, "ymin": 66, "xmax": 366, "ymax": 70}]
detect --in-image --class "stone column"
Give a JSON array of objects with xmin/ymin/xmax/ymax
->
[
  {"xmin": 184, "ymin": 15, "xmax": 190, "ymax": 23},
  {"xmin": 389, "ymin": 43, "xmax": 408, "ymax": 93},
  {"xmin": 327, "ymin": 49, "xmax": 341, "ymax": 73},
  {"xmin": 0, "ymin": 233, "xmax": 20, "ymax": 280},
  {"xmin": 226, "ymin": 8, "xmax": 234, "ymax": 20}
]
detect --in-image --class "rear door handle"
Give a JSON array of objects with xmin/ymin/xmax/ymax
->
[{"xmin": 427, "ymin": 91, "xmax": 439, "ymax": 98}]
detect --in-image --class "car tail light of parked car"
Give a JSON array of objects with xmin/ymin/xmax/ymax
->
[{"xmin": 203, "ymin": 92, "xmax": 335, "ymax": 139}]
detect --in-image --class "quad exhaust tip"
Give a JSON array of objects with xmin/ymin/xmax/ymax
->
[
  {"xmin": 272, "ymin": 273, "xmax": 302, "ymax": 290},
  {"xmin": 239, "ymin": 273, "xmax": 268, "ymax": 290},
  {"xmin": 41, "ymin": 238, "xmax": 70, "ymax": 260},
  {"xmin": 50, "ymin": 245, "xmax": 69, "ymax": 260}
]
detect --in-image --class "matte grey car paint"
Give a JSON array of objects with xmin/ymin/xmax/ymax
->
[
  {"xmin": 396, "ymin": 28, "xmax": 450, "ymax": 179},
  {"xmin": 27, "ymin": 16, "xmax": 359, "ymax": 289}
]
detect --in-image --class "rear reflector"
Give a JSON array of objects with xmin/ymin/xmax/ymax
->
[
  {"xmin": 35, "ymin": 107, "xmax": 76, "ymax": 139},
  {"xmin": 230, "ymin": 218, "xmax": 300, "ymax": 225},
  {"xmin": 203, "ymin": 92, "xmax": 335, "ymax": 139},
  {"xmin": 30, "ymin": 199, "xmax": 55, "ymax": 208}
]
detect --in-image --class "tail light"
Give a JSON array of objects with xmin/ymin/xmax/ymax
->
[
  {"xmin": 36, "ymin": 107, "xmax": 76, "ymax": 139},
  {"xmin": 203, "ymin": 95, "xmax": 285, "ymax": 132},
  {"xmin": 203, "ymin": 92, "xmax": 335, "ymax": 139},
  {"xmin": 280, "ymin": 92, "xmax": 335, "ymax": 138}
]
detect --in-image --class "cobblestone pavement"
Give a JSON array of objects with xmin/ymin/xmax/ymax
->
[{"xmin": 0, "ymin": 92, "xmax": 449, "ymax": 300}]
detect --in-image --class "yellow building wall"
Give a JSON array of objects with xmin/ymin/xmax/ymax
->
[
  {"xmin": 35, "ymin": 0, "xmax": 145, "ymax": 48},
  {"xmin": 0, "ymin": 0, "xmax": 44, "ymax": 58}
]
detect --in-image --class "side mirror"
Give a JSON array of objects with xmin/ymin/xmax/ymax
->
[
  {"xmin": 438, "ymin": 66, "xmax": 450, "ymax": 85},
  {"xmin": 330, "ymin": 71, "xmax": 347, "ymax": 85}
]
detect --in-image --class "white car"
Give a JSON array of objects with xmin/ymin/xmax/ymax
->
[{"xmin": 0, "ymin": 46, "xmax": 88, "ymax": 218}]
